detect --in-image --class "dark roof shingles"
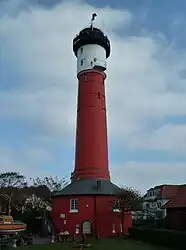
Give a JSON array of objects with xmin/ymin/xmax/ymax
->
[{"xmin": 52, "ymin": 179, "xmax": 120, "ymax": 197}]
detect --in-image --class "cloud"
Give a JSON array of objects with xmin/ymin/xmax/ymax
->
[
  {"xmin": 0, "ymin": 144, "xmax": 46, "ymax": 177},
  {"xmin": 1, "ymin": 0, "xmax": 186, "ymax": 147},
  {"xmin": 107, "ymin": 34, "xmax": 186, "ymax": 144},
  {"xmin": 0, "ymin": 0, "xmax": 186, "ymax": 191},
  {"xmin": 23, "ymin": 147, "xmax": 52, "ymax": 163},
  {"xmin": 111, "ymin": 162, "xmax": 186, "ymax": 194},
  {"xmin": 0, "ymin": 0, "xmax": 132, "ymax": 139},
  {"xmin": 127, "ymin": 124, "xmax": 186, "ymax": 154}
]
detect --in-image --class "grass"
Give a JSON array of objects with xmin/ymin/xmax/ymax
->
[{"xmin": 22, "ymin": 238, "xmax": 171, "ymax": 250}]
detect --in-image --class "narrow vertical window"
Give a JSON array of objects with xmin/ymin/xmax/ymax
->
[
  {"xmin": 70, "ymin": 199, "xmax": 78, "ymax": 211},
  {"xmin": 114, "ymin": 200, "xmax": 120, "ymax": 209},
  {"xmin": 112, "ymin": 224, "xmax": 116, "ymax": 233},
  {"xmin": 80, "ymin": 47, "xmax": 83, "ymax": 54},
  {"xmin": 81, "ymin": 60, "xmax": 83, "ymax": 66},
  {"xmin": 113, "ymin": 200, "xmax": 120, "ymax": 212}
]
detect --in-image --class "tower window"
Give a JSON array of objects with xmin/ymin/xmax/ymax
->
[
  {"xmin": 70, "ymin": 199, "xmax": 78, "ymax": 211},
  {"xmin": 94, "ymin": 58, "xmax": 97, "ymax": 62},
  {"xmin": 81, "ymin": 60, "xmax": 83, "ymax": 66},
  {"xmin": 80, "ymin": 47, "xmax": 83, "ymax": 54}
]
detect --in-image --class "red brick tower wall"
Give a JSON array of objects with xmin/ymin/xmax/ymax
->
[{"xmin": 73, "ymin": 71, "xmax": 110, "ymax": 180}]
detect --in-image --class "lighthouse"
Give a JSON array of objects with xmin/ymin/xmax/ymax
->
[
  {"xmin": 51, "ymin": 15, "xmax": 132, "ymax": 238},
  {"xmin": 72, "ymin": 13, "xmax": 110, "ymax": 181}
]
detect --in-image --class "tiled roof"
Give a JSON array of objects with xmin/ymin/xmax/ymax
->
[
  {"xmin": 161, "ymin": 185, "xmax": 181, "ymax": 199},
  {"xmin": 145, "ymin": 185, "xmax": 183, "ymax": 199},
  {"xmin": 162, "ymin": 185, "xmax": 186, "ymax": 209}
]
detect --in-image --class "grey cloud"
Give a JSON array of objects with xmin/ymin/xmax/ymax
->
[
  {"xmin": 111, "ymin": 162, "xmax": 186, "ymax": 193},
  {"xmin": 0, "ymin": 0, "xmax": 186, "ymax": 188}
]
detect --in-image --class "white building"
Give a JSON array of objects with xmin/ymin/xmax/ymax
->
[{"xmin": 142, "ymin": 185, "xmax": 181, "ymax": 219}]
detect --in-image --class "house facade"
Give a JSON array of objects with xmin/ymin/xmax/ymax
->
[
  {"xmin": 143, "ymin": 185, "xmax": 181, "ymax": 219},
  {"xmin": 51, "ymin": 180, "xmax": 132, "ymax": 238},
  {"xmin": 162, "ymin": 185, "xmax": 186, "ymax": 231}
]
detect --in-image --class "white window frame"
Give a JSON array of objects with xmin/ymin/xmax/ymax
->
[
  {"xmin": 113, "ymin": 200, "xmax": 121, "ymax": 212},
  {"xmin": 70, "ymin": 199, "xmax": 78, "ymax": 213}
]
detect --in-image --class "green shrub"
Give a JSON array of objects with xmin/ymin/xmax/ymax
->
[
  {"xmin": 133, "ymin": 218, "xmax": 165, "ymax": 229},
  {"xmin": 128, "ymin": 227, "xmax": 186, "ymax": 249}
]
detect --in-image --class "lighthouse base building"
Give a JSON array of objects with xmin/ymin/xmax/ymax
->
[
  {"xmin": 51, "ymin": 179, "xmax": 132, "ymax": 237},
  {"xmin": 51, "ymin": 17, "xmax": 132, "ymax": 237}
]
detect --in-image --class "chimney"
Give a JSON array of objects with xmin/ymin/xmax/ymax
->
[{"xmin": 96, "ymin": 180, "xmax": 101, "ymax": 190}]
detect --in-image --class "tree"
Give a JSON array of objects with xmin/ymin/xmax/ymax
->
[
  {"xmin": 114, "ymin": 187, "xmax": 142, "ymax": 237},
  {"xmin": 0, "ymin": 172, "xmax": 27, "ymax": 188},
  {"xmin": 32, "ymin": 176, "xmax": 68, "ymax": 192},
  {"xmin": 0, "ymin": 172, "xmax": 27, "ymax": 215},
  {"xmin": 31, "ymin": 176, "xmax": 68, "ymax": 204}
]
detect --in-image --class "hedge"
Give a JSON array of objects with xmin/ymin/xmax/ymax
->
[{"xmin": 128, "ymin": 227, "xmax": 186, "ymax": 249}]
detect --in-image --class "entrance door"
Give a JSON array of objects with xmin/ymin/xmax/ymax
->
[{"xmin": 82, "ymin": 221, "xmax": 91, "ymax": 234}]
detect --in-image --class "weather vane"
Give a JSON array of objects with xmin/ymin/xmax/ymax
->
[{"xmin": 90, "ymin": 13, "xmax": 97, "ymax": 28}]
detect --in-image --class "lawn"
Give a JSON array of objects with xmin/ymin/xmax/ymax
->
[{"xmin": 23, "ymin": 238, "xmax": 170, "ymax": 250}]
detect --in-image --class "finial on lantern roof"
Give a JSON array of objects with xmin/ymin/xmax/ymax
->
[{"xmin": 90, "ymin": 13, "xmax": 97, "ymax": 28}]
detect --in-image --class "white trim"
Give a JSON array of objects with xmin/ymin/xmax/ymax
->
[
  {"xmin": 69, "ymin": 209, "xmax": 78, "ymax": 213},
  {"xmin": 70, "ymin": 199, "xmax": 78, "ymax": 211},
  {"xmin": 113, "ymin": 209, "xmax": 121, "ymax": 212},
  {"xmin": 77, "ymin": 69, "xmax": 106, "ymax": 79}
]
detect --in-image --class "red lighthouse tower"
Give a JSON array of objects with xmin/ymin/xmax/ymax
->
[
  {"xmin": 51, "ymin": 15, "xmax": 132, "ymax": 237},
  {"xmin": 72, "ymin": 14, "xmax": 110, "ymax": 182}
]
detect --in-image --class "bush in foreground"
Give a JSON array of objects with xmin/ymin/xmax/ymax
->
[{"xmin": 129, "ymin": 227, "xmax": 186, "ymax": 249}]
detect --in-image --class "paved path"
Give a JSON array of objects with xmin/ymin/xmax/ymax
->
[{"xmin": 33, "ymin": 235, "xmax": 50, "ymax": 245}]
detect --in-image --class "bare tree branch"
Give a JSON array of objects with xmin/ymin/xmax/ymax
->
[{"xmin": 114, "ymin": 186, "xmax": 142, "ymax": 237}]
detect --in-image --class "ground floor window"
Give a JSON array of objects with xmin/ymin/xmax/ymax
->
[
  {"xmin": 70, "ymin": 199, "xmax": 78, "ymax": 212},
  {"xmin": 113, "ymin": 199, "xmax": 120, "ymax": 212}
]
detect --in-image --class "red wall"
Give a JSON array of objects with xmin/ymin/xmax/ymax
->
[
  {"xmin": 165, "ymin": 208, "xmax": 186, "ymax": 231},
  {"xmin": 74, "ymin": 71, "xmax": 110, "ymax": 180},
  {"xmin": 52, "ymin": 195, "xmax": 132, "ymax": 238}
]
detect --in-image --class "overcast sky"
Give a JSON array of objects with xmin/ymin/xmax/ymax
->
[{"xmin": 0, "ymin": 0, "xmax": 186, "ymax": 193}]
